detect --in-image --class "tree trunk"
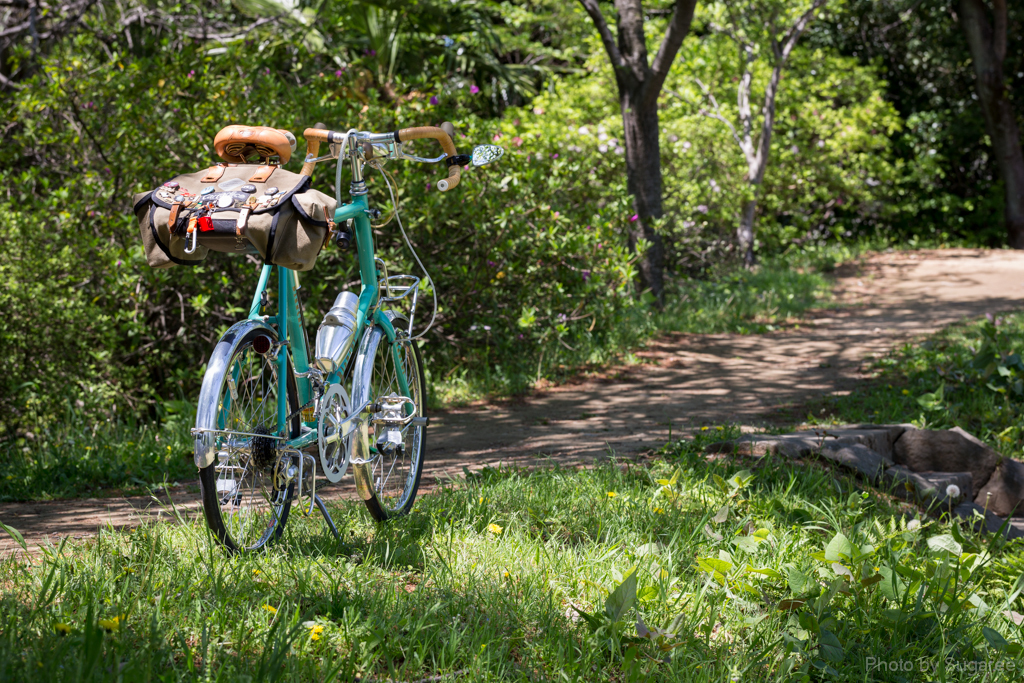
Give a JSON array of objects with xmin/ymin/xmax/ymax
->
[
  {"xmin": 959, "ymin": 0, "xmax": 1024, "ymax": 248},
  {"xmin": 737, "ymin": 198, "xmax": 757, "ymax": 267},
  {"xmin": 620, "ymin": 85, "xmax": 666, "ymax": 303}
]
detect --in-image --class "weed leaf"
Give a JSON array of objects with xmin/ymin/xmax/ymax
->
[
  {"xmin": 818, "ymin": 629, "xmax": 844, "ymax": 662},
  {"xmin": 982, "ymin": 626, "xmax": 1009, "ymax": 652},
  {"xmin": 605, "ymin": 567, "xmax": 637, "ymax": 622},
  {"xmin": 824, "ymin": 532, "xmax": 854, "ymax": 562},
  {"xmin": 712, "ymin": 504, "xmax": 730, "ymax": 524},
  {"xmin": 926, "ymin": 534, "xmax": 962, "ymax": 557}
]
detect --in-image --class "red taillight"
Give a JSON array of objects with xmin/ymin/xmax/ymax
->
[{"xmin": 253, "ymin": 335, "xmax": 272, "ymax": 354}]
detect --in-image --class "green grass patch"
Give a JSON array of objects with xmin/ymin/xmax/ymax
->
[
  {"xmin": 2, "ymin": 433, "xmax": 1022, "ymax": 681},
  {"xmin": 808, "ymin": 311, "xmax": 1024, "ymax": 456},
  {"xmin": 0, "ymin": 404, "xmax": 195, "ymax": 502},
  {"xmin": 658, "ymin": 257, "xmax": 833, "ymax": 335}
]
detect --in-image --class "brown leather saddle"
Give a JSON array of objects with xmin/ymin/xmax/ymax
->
[{"xmin": 213, "ymin": 125, "xmax": 297, "ymax": 163}]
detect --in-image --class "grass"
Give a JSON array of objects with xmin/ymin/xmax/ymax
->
[
  {"xmin": 2, "ymin": 431, "xmax": 1022, "ymax": 681},
  {"xmin": 657, "ymin": 256, "xmax": 832, "ymax": 335},
  {"xmin": 0, "ymin": 403, "xmax": 195, "ymax": 502},
  {"xmin": 807, "ymin": 311, "xmax": 1024, "ymax": 457}
]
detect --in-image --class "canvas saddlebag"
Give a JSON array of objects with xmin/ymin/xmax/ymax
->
[{"xmin": 133, "ymin": 164, "xmax": 336, "ymax": 271}]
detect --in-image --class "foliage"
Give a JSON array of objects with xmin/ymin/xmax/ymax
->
[
  {"xmin": 0, "ymin": 0, "xmax": 647, "ymax": 440},
  {"xmin": 809, "ymin": 311, "xmax": 1024, "ymax": 456},
  {"xmin": 809, "ymin": 0, "xmax": 1024, "ymax": 245},
  {"xmin": 1, "ymin": 438, "xmax": 1023, "ymax": 680}
]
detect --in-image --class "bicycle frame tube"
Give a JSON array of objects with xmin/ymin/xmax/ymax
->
[
  {"xmin": 247, "ymin": 263, "xmax": 313, "ymax": 434},
  {"xmin": 237, "ymin": 185, "xmax": 415, "ymax": 445}
]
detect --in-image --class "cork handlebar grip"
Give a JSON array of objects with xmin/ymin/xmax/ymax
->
[
  {"xmin": 301, "ymin": 127, "xmax": 345, "ymax": 177},
  {"xmin": 396, "ymin": 126, "xmax": 461, "ymax": 192}
]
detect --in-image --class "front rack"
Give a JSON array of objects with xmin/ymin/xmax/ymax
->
[{"xmin": 378, "ymin": 273, "xmax": 422, "ymax": 336}]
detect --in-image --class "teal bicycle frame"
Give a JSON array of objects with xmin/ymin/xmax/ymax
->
[{"xmin": 245, "ymin": 193, "xmax": 411, "ymax": 448}]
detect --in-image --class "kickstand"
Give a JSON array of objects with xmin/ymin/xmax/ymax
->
[{"xmin": 314, "ymin": 494, "xmax": 341, "ymax": 539}]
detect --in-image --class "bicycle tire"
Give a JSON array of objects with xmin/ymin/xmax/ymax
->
[
  {"xmin": 350, "ymin": 314, "xmax": 427, "ymax": 522},
  {"xmin": 195, "ymin": 322, "xmax": 300, "ymax": 551}
]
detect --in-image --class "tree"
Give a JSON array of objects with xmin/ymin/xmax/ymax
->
[
  {"xmin": 957, "ymin": 0, "xmax": 1024, "ymax": 248},
  {"xmin": 579, "ymin": 0, "xmax": 698, "ymax": 304},
  {"xmin": 697, "ymin": 0, "xmax": 825, "ymax": 267}
]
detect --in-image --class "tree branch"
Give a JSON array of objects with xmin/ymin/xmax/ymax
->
[
  {"xmin": 779, "ymin": 0, "xmax": 827, "ymax": 63},
  {"xmin": 578, "ymin": 0, "xmax": 625, "ymax": 69},
  {"xmin": 645, "ymin": 0, "xmax": 697, "ymax": 106},
  {"xmin": 693, "ymin": 78, "xmax": 742, "ymax": 149}
]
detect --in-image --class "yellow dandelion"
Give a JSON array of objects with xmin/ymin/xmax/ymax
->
[
  {"xmin": 99, "ymin": 616, "xmax": 121, "ymax": 632},
  {"xmin": 487, "ymin": 523, "xmax": 503, "ymax": 535},
  {"xmin": 54, "ymin": 623, "xmax": 72, "ymax": 636},
  {"xmin": 308, "ymin": 624, "xmax": 324, "ymax": 641},
  {"xmin": 716, "ymin": 426, "xmax": 724, "ymax": 431},
  {"xmin": 262, "ymin": 604, "xmax": 277, "ymax": 615},
  {"xmin": 654, "ymin": 507, "xmax": 665, "ymax": 514},
  {"xmin": 503, "ymin": 571, "xmax": 510, "ymax": 578},
  {"xmin": 901, "ymin": 389, "xmax": 909, "ymax": 395},
  {"xmin": 606, "ymin": 491, "xmax": 618, "ymax": 498},
  {"xmin": 253, "ymin": 569, "xmax": 262, "ymax": 576},
  {"xmin": 701, "ymin": 426, "xmax": 709, "ymax": 431},
  {"xmin": 496, "ymin": 272, "xmax": 506, "ymax": 280}
]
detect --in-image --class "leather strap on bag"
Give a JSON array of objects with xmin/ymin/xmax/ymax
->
[
  {"xmin": 201, "ymin": 164, "xmax": 228, "ymax": 183},
  {"xmin": 248, "ymin": 165, "xmax": 277, "ymax": 183},
  {"xmin": 169, "ymin": 200, "xmax": 183, "ymax": 229}
]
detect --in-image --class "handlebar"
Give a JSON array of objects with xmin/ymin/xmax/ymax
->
[{"xmin": 300, "ymin": 123, "xmax": 462, "ymax": 192}]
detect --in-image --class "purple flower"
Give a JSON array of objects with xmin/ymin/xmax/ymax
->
[
  {"xmin": 188, "ymin": 70, "xmax": 195, "ymax": 78},
  {"xmin": 630, "ymin": 214, "xmax": 638, "ymax": 222},
  {"xmin": 364, "ymin": 48, "xmax": 376, "ymax": 56},
  {"xmin": 551, "ymin": 153, "xmax": 559, "ymax": 159},
  {"xmin": 582, "ymin": 270, "xmax": 591, "ymax": 281},
  {"xmin": 470, "ymin": 84, "xmax": 480, "ymax": 94},
  {"xmin": 487, "ymin": 260, "xmax": 497, "ymax": 267},
  {"xmin": 696, "ymin": 205, "xmax": 708, "ymax": 214},
  {"xmin": 116, "ymin": 260, "xmax": 123, "ymax": 267},
  {"xmin": 335, "ymin": 70, "xmax": 343, "ymax": 78},
  {"xmin": 586, "ymin": 225, "xmax": 593, "ymax": 231},
  {"xmin": 430, "ymin": 96, "xmax": 438, "ymax": 105},
  {"xmin": 265, "ymin": 67, "xmax": 270, "ymax": 75}
]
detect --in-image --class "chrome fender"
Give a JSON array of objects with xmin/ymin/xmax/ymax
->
[
  {"xmin": 193, "ymin": 319, "xmax": 278, "ymax": 469},
  {"xmin": 349, "ymin": 312, "xmax": 403, "ymax": 501}
]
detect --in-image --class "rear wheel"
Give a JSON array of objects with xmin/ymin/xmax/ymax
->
[
  {"xmin": 196, "ymin": 326, "xmax": 299, "ymax": 551},
  {"xmin": 351, "ymin": 317, "xmax": 427, "ymax": 521}
]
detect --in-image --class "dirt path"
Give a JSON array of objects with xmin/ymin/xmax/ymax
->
[{"xmin": 4, "ymin": 249, "xmax": 1024, "ymax": 553}]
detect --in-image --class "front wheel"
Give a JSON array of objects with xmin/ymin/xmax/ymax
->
[
  {"xmin": 351, "ymin": 315, "xmax": 427, "ymax": 522},
  {"xmin": 194, "ymin": 322, "xmax": 300, "ymax": 551}
]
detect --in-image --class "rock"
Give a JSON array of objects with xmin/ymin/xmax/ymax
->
[
  {"xmin": 883, "ymin": 466, "xmax": 972, "ymax": 512},
  {"xmin": 974, "ymin": 458, "xmax": 1024, "ymax": 518},
  {"xmin": 952, "ymin": 502, "xmax": 1022, "ymax": 539},
  {"xmin": 818, "ymin": 443, "xmax": 889, "ymax": 483},
  {"xmin": 705, "ymin": 437, "xmax": 779, "ymax": 457},
  {"xmin": 786, "ymin": 425, "xmax": 905, "ymax": 461},
  {"xmin": 893, "ymin": 427, "xmax": 1000, "ymax": 496}
]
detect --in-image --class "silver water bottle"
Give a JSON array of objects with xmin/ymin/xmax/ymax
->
[{"xmin": 314, "ymin": 291, "xmax": 359, "ymax": 373}]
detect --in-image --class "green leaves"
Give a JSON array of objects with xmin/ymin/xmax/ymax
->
[
  {"xmin": 926, "ymin": 534, "xmax": 962, "ymax": 557},
  {"xmin": 604, "ymin": 568, "xmax": 637, "ymax": 623}
]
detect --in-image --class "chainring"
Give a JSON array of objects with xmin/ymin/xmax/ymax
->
[{"xmin": 317, "ymin": 383, "xmax": 352, "ymax": 483}]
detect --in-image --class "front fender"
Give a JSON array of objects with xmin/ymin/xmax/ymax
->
[{"xmin": 193, "ymin": 319, "xmax": 278, "ymax": 469}]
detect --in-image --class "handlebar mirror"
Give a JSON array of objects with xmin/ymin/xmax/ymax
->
[{"xmin": 471, "ymin": 145, "xmax": 504, "ymax": 167}]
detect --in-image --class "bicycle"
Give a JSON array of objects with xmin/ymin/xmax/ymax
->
[{"xmin": 190, "ymin": 122, "xmax": 503, "ymax": 552}]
